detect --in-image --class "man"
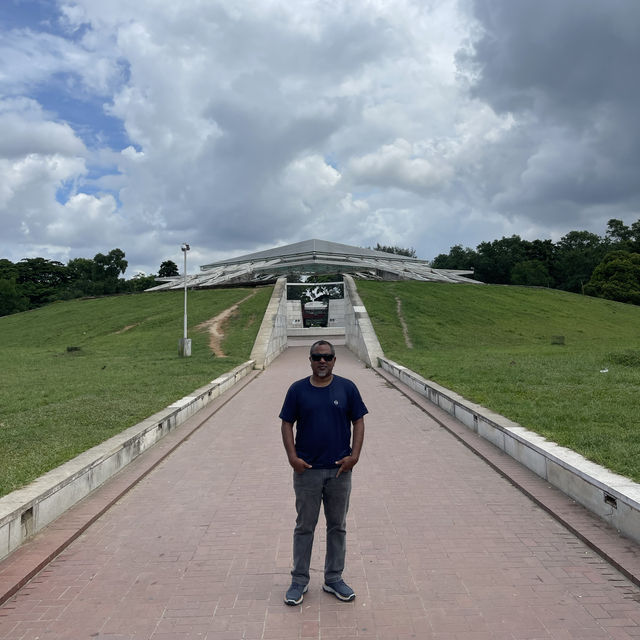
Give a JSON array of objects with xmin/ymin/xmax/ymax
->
[{"xmin": 280, "ymin": 340, "xmax": 367, "ymax": 606}]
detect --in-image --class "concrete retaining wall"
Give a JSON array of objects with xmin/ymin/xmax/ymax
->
[
  {"xmin": 249, "ymin": 277, "xmax": 288, "ymax": 369},
  {"xmin": 286, "ymin": 300, "xmax": 303, "ymax": 329},
  {"xmin": 328, "ymin": 298, "xmax": 345, "ymax": 328},
  {"xmin": 0, "ymin": 360, "xmax": 255, "ymax": 562},
  {"xmin": 343, "ymin": 274, "xmax": 384, "ymax": 368},
  {"xmin": 379, "ymin": 356, "xmax": 640, "ymax": 545}
]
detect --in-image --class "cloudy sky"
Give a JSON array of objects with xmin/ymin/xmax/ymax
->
[{"xmin": 1, "ymin": 0, "xmax": 638, "ymax": 275}]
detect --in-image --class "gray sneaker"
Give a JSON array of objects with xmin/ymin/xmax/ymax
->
[
  {"xmin": 323, "ymin": 580, "xmax": 355, "ymax": 602},
  {"xmin": 284, "ymin": 582, "xmax": 308, "ymax": 606}
]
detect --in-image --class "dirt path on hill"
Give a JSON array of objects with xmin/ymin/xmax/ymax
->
[
  {"xmin": 395, "ymin": 296, "xmax": 413, "ymax": 349},
  {"xmin": 114, "ymin": 324, "xmax": 138, "ymax": 334},
  {"xmin": 196, "ymin": 290, "xmax": 259, "ymax": 357}
]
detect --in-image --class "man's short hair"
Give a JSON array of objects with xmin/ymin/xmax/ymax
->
[{"xmin": 310, "ymin": 340, "xmax": 335, "ymax": 356}]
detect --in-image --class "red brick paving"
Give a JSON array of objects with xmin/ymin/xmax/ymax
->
[{"xmin": 1, "ymin": 345, "xmax": 640, "ymax": 639}]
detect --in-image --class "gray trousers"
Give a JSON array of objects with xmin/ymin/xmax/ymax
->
[{"xmin": 291, "ymin": 468, "xmax": 352, "ymax": 586}]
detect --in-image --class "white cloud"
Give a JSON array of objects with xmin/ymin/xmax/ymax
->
[
  {"xmin": 0, "ymin": 98, "xmax": 86, "ymax": 158},
  {"xmin": 51, "ymin": 192, "xmax": 120, "ymax": 241},
  {"xmin": 0, "ymin": 97, "xmax": 88, "ymax": 242},
  {"xmin": 0, "ymin": 0, "xmax": 639, "ymax": 273},
  {"xmin": 348, "ymin": 138, "xmax": 454, "ymax": 194},
  {"xmin": 281, "ymin": 155, "xmax": 341, "ymax": 198}
]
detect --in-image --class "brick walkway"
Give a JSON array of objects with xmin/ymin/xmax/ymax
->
[{"xmin": 2, "ymin": 345, "xmax": 640, "ymax": 639}]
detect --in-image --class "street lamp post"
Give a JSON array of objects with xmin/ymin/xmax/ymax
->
[{"xmin": 178, "ymin": 243, "xmax": 191, "ymax": 357}]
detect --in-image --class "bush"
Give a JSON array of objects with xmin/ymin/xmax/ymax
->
[{"xmin": 585, "ymin": 251, "xmax": 640, "ymax": 304}]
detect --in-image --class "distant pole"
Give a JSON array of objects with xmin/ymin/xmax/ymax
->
[
  {"xmin": 183, "ymin": 244, "xmax": 188, "ymax": 339},
  {"xmin": 179, "ymin": 243, "xmax": 191, "ymax": 357}
]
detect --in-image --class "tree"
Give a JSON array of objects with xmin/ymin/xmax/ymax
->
[
  {"xmin": 93, "ymin": 249, "xmax": 128, "ymax": 294},
  {"xmin": 605, "ymin": 219, "xmax": 632, "ymax": 246},
  {"xmin": 473, "ymin": 236, "xmax": 529, "ymax": 284},
  {"xmin": 603, "ymin": 218, "xmax": 640, "ymax": 255},
  {"xmin": 0, "ymin": 278, "xmax": 29, "ymax": 316},
  {"xmin": 93, "ymin": 248, "xmax": 128, "ymax": 280},
  {"xmin": 127, "ymin": 272, "xmax": 158, "ymax": 292},
  {"xmin": 16, "ymin": 257, "xmax": 69, "ymax": 307},
  {"xmin": 158, "ymin": 260, "xmax": 179, "ymax": 277},
  {"xmin": 63, "ymin": 257, "xmax": 99, "ymax": 298},
  {"xmin": 553, "ymin": 230, "xmax": 607, "ymax": 293},
  {"xmin": 510, "ymin": 260, "xmax": 551, "ymax": 286},
  {"xmin": 431, "ymin": 245, "xmax": 477, "ymax": 270},
  {"xmin": 630, "ymin": 220, "xmax": 640, "ymax": 253},
  {"xmin": 585, "ymin": 251, "xmax": 640, "ymax": 305},
  {"xmin": 0, "ymin": 259, "xmax": 18, "ymax": 281},
  {"xmin": 373, "ymin": 243, "xmax": 417, "ymax": 258},
  {"xmin": 67, "ymin": 257, "xmax": 94, "ymax": 281},
  {"xmin": 525, "ymin": 239, "xmax": 555, "ymax": 266}
]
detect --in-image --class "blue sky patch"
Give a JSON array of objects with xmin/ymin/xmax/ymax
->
[{"xmin": 33, "ymin": 77, "xmax": 130, "ymax": 151}]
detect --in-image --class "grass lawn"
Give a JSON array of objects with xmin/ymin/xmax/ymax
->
[
  {"xmin": 0, "ymin": 287, "xmax": 272, "ymax": 497},
  {"xmin": 357, "ymin": 280, "xmax": 640, "ymax": 482}
]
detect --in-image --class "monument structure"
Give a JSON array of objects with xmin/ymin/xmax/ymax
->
[
  {"xmin": 148, "ymin": 238, "xmax": 479, "ymax": 332},
  {"xmin": 148, "ymin": 238, "xmax": 477, "ymax": 291}
]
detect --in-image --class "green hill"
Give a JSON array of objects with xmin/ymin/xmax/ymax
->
[
  {"xmin": 357, "ymin": 281, "xmax": 640, "ymax": 482},
  {"xmin": 0, "ymin": 287, "xmax": 272, "ymax": 496}
]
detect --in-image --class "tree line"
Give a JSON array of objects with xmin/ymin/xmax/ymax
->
[
  {"xmin": 0, "ymin": 249, "xmax": 180, "ymax": 317},
  {"xmin": 371, "ymin": 243, "xmax": 417, "ymax": 258},
  {"xmin": 431, "ymin": 218, "xmax": 640, "ymax": 305}
]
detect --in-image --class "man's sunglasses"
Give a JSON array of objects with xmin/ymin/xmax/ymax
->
[{"xmin": 310, "ymin": 353, "xmax": 335, "ymax": 362}]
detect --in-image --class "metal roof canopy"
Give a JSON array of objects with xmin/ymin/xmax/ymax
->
[
  {"xmin": 147, "ymin": 238, "xmax": 479, "ymax": 291},
  {"xmin": 200, "ymin": 239, "xmax": 418, "ymax": 268}
]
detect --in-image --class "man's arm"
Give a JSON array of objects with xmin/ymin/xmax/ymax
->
[
  {"xmin": 281, "ymin": 420, "xmax": 312, "ymax": 473},
  {"xmin": 335, "ymin": 416, "xmax": 365, "ymax": 477}
]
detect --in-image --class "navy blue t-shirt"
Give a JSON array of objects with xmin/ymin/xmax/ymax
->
[{"xmin": 279, "ymin": 374, "xmax": 368, "ymax": 469}]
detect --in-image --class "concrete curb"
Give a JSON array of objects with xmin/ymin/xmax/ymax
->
[{"xmin": 0, "ymin": 360, "xmax": 256, "ymax": 564}]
